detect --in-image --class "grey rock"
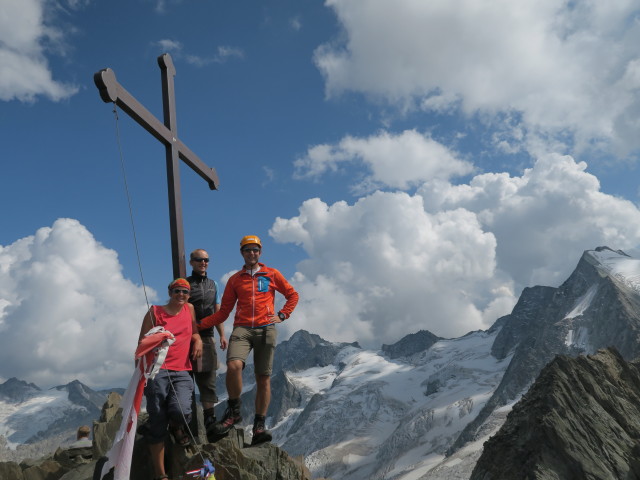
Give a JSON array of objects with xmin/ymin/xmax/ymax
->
[
  {"xmin": 22, "ymin": 458, "xmax": 64, "ymax": 480},
  {"xmin": 92, "ymin": 392, "xmax": 122, "ymax": 459},
  {"xmin": 381, "ymin": 330, "xmax": 441, "ymax": 359},
  {"xmin": 0, "ymin": 461, "xmax": 23, "ymax": 479},
  {"xmin": 471, "ymin": 347, "xmax": 640, "ymax": 480}
]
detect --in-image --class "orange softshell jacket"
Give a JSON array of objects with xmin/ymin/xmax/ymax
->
[{"xmin": 199, "ymin": 263, "xmax": 299, "ymax": 329}]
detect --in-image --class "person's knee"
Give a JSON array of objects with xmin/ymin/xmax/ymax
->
[
  {"xmin": 227, "ymin": 360, "xmax": 244, "ymax": 375},
  {"xmin": 255, "ymin": 374, "xmax": 270, "ymax": 387}
]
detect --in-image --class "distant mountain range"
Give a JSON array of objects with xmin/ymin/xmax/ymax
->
[
  {"xmin": 3, "ymin": 246, "xmax": 640, "ymax": 479},
  {"xmin": 0, "ymin": 377, "xmax": 122, "ymax": 450}
]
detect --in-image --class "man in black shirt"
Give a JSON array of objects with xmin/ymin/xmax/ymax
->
[{"xmin": 187, "ymin": 249, "xmax": 227, "ymax": 434}]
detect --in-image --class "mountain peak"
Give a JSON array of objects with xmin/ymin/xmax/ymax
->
[
  {"xmin": 593, "ymin": 245, "xmax": 630, "ymax": 256},
  {"xmin": 0, "ymin": 377, "xmax": 41, "ymax": 402},
  {"xmin": 52, "ymin": 380, "xmax": 105, "ymax": 411},
  {"xmin": 274, "ymin": 330, "xmax": 360, "ymax": 373},
  {"xmin": 381, "ymin": 329, "xmax": 441, "ymax": 359}
]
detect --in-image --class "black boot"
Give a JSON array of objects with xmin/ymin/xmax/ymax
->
[
  {"xmin": 251, "ymin": 414, "xmax": 272, "ymax": 445},
  {"xmin": 203, "ymin": 407, "xmax": 217, "ymax": 433},
  {"xmin": 211, "ymin": 398, "xmax": 242, "ymax": 437}
]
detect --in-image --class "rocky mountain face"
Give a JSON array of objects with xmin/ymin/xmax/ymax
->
[
  {"xmin": 381, "ymin": 330, "xmax": 441, "ymax": 359},
  {"xmin": 471, "ymin": 347, "xmax": 640, "ymax": 480},
  {"xmin": 0, "ymin": 378, "xmax": 40, "ymax": 402},
  {"xmin": 450, "ymin": 246, "xmax": 640, "ymax": 455}
]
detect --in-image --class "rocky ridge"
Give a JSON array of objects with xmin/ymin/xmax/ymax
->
[{"xmin": 471, "ymin": 347, "xmax": 640, "ymax": 479}]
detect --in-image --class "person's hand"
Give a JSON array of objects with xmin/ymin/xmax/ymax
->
[
  {"xmin": 191, "ymin": 338, "xmax": 203, "ymax": 359},
  {"xmin": 270, "ymin": 314, "xmax": 284, "ymax": 324},
  {"xmin": 219, "ymin": 335, "xmax": 228, "ymax": 350}
]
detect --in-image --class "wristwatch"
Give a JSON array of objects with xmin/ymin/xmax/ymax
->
[{"xmin": 277, "ymin": 312, "xmax": 286, "ymax": 321}]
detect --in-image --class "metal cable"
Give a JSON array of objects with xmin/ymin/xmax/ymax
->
[{"xmin": 112, "ymin": 105, "xmax": 151, "ymax": 311}]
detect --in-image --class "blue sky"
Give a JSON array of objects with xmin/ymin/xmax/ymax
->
[{"xmin": 2, "ymin": 0, "xmax": 640, "ymax": 389}]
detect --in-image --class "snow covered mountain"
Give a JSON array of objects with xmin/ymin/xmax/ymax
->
[
  {"xmin": 236, "ymin": 246, "xmax": 640, "ymax": 479},
  {"xmin": 0, "ymin": 378, "xmax": 112, "ymax": 448},
  {"xmin": 275, "ymin": 329, "xmax": 510, "ymax": 480},
  {"xmin": 4, "ymin": 246, "xmax": 640, "ymax": 479}
]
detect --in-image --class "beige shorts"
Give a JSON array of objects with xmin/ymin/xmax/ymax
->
[{"xmin": 227, "ymin": 325, "xmax": 277, "ymax": 376}]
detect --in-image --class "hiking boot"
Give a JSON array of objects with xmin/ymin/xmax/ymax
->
[
  {"xmin": 251, "ymin": 418, "xmax": 272, "ymax": 446},
  {"xmin": 204, "ymin": 411, "xmax": 220, "ymax": 442},
  {"xmin": 204, "ymin": 414, "xmax": 216, "ymax": 429},
  {"xmin": 210, "ymin": 404, "xmax": 242, "ymax": 436},
  {"xmin": 203, "ymin": 409, "xmax": 217, "ymax": 431}
]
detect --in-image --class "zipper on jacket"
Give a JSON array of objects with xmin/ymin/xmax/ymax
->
[{"xmin": 251, "ymin": 273, "xmax": 256, "ymax": 328}]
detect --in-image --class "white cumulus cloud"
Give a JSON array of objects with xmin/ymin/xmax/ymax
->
[
  {"xmin": 0, "ymin": 219, "xmax": 156, "ymax": 389},
  {"xmin": 0, "ymin": 0, "xmax": 78, "ymax": 102},
  {"xmin": 275, "ymin": 154, "xmax": 640, "ymax": 347},
  {"xmin": 270, "ymin": 193, "xmax": 504, "ymax": 346},
  {"xmin": 419, "ymin": 153, "xmax": 640, "ymax": 288},
  {"xmin": 294, "ymin": 129, "xmax": 474, "ymax": 191},
  {"xmin": 315, "ymin": 0, "xmax": 640, "ymax": 155}
]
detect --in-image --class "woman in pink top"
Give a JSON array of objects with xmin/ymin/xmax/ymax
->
[{"xmin": 138, "ymin": 278, "xmax": 202, "ymax": 480}]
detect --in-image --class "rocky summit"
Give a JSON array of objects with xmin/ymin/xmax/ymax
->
[{"xmin": 471, "ymin": 347, "xmax": 640, "ymax": 480}]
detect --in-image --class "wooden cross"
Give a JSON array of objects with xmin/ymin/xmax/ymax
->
[{"xmin": 94, "ymin": 53, "xmax": 219, "ymax": 279}]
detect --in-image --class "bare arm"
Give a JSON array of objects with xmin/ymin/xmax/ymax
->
[
  {"xmin": 189, "ymin": 303, "xmax": 203, "ymax": 359},
  {"xmin": 214, "ymin": 303, "xmax": 227, "ymax": 349},
  {"xmin": 138, "ymin": 308, "xmax": 154, "ymax": 343}
]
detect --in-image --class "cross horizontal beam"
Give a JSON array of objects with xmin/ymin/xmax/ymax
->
[{"xmin": 94, "ymin": 67, "xmax": 219, "ymax": 190}]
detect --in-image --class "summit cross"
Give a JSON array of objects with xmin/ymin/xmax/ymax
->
[{"xmin": 94, "ymin": 53, "xmax": 219, "ymax": 279}]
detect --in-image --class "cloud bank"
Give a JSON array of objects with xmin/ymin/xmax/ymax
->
[
  {"xmin": 274, "ymin": 134, "xmax": 640, "ymax": 347},
  {"xmin": 315, "ymin": 0, "xmax": 640, "ymax": 155},
  {"xmin": 0, "ymin": 219, "xmax": 155, "ymax": 389}
]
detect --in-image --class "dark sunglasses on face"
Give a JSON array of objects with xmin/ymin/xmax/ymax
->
[
  {"xmin": 191, "ymin": 257, "xmax": 209, "ymax": 263},
  {"xmin": 172, "ymin": 289, "xmax": 189, "ymax": 295},
  {"xmin": 242, "ymin": 248, "xmax": 261, "ymax": 253}
]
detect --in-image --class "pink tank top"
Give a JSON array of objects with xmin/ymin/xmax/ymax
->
[{"xmin": 152, "ymin": 304, "xmax": 193, "ymax": 371}]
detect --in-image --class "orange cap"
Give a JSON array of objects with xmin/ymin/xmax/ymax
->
[
  {"xmin": 240, "ymin": 235, "xmax": 262, "ymax": 248},
  {"xmin": 168, "ymin": 278, "xmax": 191, "ymax": 290}
]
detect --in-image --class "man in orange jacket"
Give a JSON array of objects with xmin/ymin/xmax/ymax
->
[{"xmin": 198, "ymin": 235, "xmax": 299, "ymax": 445}]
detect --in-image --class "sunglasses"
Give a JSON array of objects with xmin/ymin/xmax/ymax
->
[
  {"xmin": 191, "ymin": 257, "xmax": 209, "ymax": 263},
  {"xmin": 172, "ymin": 289, "xmax": 190, "ymax": 295},
  {"xmin": 242, "ymin": 248, "xmax": 261, "ymax": 253}
]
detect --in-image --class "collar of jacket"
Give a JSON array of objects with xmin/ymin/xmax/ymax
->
[
  {"xmin": 189, "ymin": 271, "xmax": 208, "ymax": 281},
  {"xmin": 241, "ymin": 262, "xmax": 266, "ymax": 275}
]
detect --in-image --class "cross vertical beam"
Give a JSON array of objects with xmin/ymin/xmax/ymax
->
[
  {"xmin": 159, "ymin": 55, "xmax": 186, "ymax": 279},
  {"xmin": 94, "ymin": 53, "xmax": 219, "ymax": 279}
]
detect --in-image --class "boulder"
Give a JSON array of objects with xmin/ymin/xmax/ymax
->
[{"xmin": 0, "ymin": 461, "xmax": 24, "ymax": 479}]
